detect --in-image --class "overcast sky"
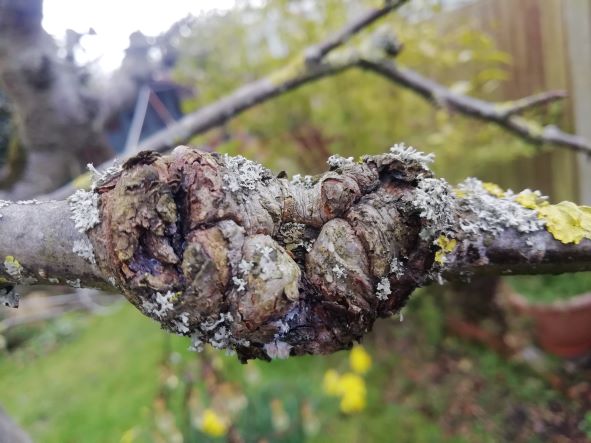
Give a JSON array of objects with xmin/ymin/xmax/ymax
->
[{"xmin": 43, "ymin": 0, "xmax": 236, "ymax": 70}]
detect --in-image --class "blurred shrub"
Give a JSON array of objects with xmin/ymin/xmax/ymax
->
[{"xmin": 174, "ymin": 0, "xmax": 535, "ymax": 182}]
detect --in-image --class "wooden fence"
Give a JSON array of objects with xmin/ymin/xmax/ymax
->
[{"xmin": 436, "ymin": 0, "xmax": 582, "ymax": 202}]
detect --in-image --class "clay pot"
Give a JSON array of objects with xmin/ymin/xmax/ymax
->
[{"xmin": 505, "ymin": 287, "xmax": 591, "ymax": 358}]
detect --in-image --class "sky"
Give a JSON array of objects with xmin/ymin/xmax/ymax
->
[{"xmin": 43, "ymin": 0, "xmax": 236, "ymax": 70}]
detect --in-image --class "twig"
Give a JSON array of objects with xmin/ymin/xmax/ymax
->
[
  {"xmin": 45, "ymin": 2, "xmax": 409, "ymax": 200},
  {"xmin": 358, "ymin": 59, "xmax": 591, "ymax": 155},
  {"xmin": 304, "ymin": 0, "xmax": 409, "ymax": 63}
]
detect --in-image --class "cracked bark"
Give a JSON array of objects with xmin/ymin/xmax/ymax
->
[{"xmin": 1, "ymin": 146, "xmax": 591, "ymax": 361}]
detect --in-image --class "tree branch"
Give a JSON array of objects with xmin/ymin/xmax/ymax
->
[
  {"xmin": 304, "ymin": 0, "xmax": 409, "ymax": 64},
  {"xmin": 358, "ymin": 59, "xmax": 591, "ymax": 155},
  {"xmin": 2, "ymin": 146, "xmax": 591, "ymax": 361}
]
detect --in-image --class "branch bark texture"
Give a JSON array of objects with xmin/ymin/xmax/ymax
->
[{"xmin": 1, "ymin": 145, "xmax": 588, "ymax": 361}]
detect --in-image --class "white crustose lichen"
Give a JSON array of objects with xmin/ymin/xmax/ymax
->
[
  {"xmin": 72, "ymin": 238, "xmax": 96, "ymax": 265},
  {"xmin": 376, "ymin": 277, "xmax": 392, "ymax": 301},
  {"xmin": 327, "ymin": 154, "xmax": 354, "ymax": 169},
  {"xmin": 222, "ymin": 154, "xmax": 269, "ymax": 194},
  {"xmin": 67, "ymin": 189, "xmax": 100, "ymax": 233},
  {"xmin": 389, "ymin": 143, "xmax": 435, "ymax": 169}
]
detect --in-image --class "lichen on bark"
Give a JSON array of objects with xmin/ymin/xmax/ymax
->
[
  {"xmin": 83, "ymin": 143, "xmax": 591, "ymax": 362},
  {"xmin": 87, "ymin": 145, "xmax": 441, "ymax": 361}
]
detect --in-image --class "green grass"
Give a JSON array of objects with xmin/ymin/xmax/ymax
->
[
  {"xmin": 504, "ymin": 272, "xmax": 591, "ymax": 304},
  {"xmin": 0, "ymin": 305, "xmax": 171, "ymax": 443},
  {"xmin": 0, "ymin": 293, "xmax": 583, "ymax": 442}
]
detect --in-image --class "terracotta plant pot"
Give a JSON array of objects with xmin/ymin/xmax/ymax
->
[{"xmin": 505, "ymin": 286, "xmax": 591, "ymax": 358}]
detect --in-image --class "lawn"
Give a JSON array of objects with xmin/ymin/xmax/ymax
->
[{"xmin": 0, "ymin": 292, "xmax": 589, "ymax": 442}]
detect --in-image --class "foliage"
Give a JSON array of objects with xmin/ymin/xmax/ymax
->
[{"xmin": 174, "ymin": 0, "xmax": 535, "ymax": 183}]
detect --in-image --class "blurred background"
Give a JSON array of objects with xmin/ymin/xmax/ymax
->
[{"xmin": 1, "ymin": 0, "xmax": 591, "ymax": 441}]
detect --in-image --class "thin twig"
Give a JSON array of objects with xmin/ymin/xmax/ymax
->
[
  {"xmin": 304, "ymin": 0, "xmax": 409, "ymax": 64},
  {"xmin": 359, "ymin": 59, "xmax": 591, "ymax": 155}
]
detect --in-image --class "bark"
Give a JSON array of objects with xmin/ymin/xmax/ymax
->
[
  {"xmin": 1, "ymin": 146, "xmax": 590, "ymax": 361},
  {"xmin": 0, "ymin": 0, "xmax": 112, "ymax": 199}
]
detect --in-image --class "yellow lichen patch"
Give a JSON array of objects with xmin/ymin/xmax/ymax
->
[
  {"xmin": 452, "ymin": 188, "xmax": 467, "ymax": 199},
  {"xmin": 434, "ymin": 235, "xmax": 457, "ymax": 264},
  {"xmin": 72, "ymin": 171, "xmax": 93, "ymax": 190},
  {"xmin": 199, "ymin": 409, "xmax": 228, "ymax": 438},
  {"xmin": 482, "ymin": 182, "xmax": 505, "ymax": 198},
  {"xmin": 538, "ymin": 201, "xmax": 591, "ymax": 244},
  {"xmin": 349, "ymin": 345, "xmax": 372, "ymax": 375},
  {"xmin": 514, "ymin": 190, "xmax": 548, "ymax": 210}
]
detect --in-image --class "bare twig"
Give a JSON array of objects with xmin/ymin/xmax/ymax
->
[
  {"xmin": 304, "ymin": 0, "xmax": 409, "ymax": 63},
  {"xmin": 358, "ymin": 59, "xmax": 591, "ymax": 155},
  {"xmin": 48, "ymin": 1, "xmax": 591, "ymax": 202},
  {"xmin": 46, "ymin": 2, "xmax": 410, "ymax": 200},
  {"xmin": 501, "ymin": 90, "xmax": 567, "ymax": 117}
]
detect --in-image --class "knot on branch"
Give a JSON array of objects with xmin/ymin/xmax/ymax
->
[{"xmin": 89, "ymin": 145, "xmax": 437, "ymax": 361}]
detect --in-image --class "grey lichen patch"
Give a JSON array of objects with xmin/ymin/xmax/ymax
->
[
  {"xmin": 222, "ymin": 154, "xmax": 271, "ymax": 194},
  {"xmin": 188, "ymin": 312, "xmax": 250, "ymax": 353},
  {"xmin": 332, "ymin": 264, "xmax": 347, "ymax": 279},
  {"xmin": 66, "ymin": 278, "xmax": 81, "ymax": 288},
  {"xmin": 87, "ymin": 161, "xmax": 122, "ymax": 189},
  {"xmin": 455, "ymin": 178, "xmax": 544, "ymax": 236},
  {"xmin": 389, "ymin": 257, "xmax": 405, "ymax": 279},
  {"xmin": 264, "ymin": 340, "xmax": 292, "ymax": 359},
  {"xmin": 67, "ymin": 189, "xmax": 100, "ymax": 233},
  {"xmin": 388, "ymin": 143, "xmax": 435, "ymax": 169},
  {"xmin": 327, "ymin": 154, "xmax": 355, "ymax": 169},
  {"xmin": 72, "ymin": 238, "xmax": 96, "ymax": 265},
  {"xmin": 409, "ymin": 177, "xmax": 457, "ymax": 240},
  {"xmin": 142, "ymin": 290, "xmax": 178, "ymax": 319},
  {"xmin": 290, "ymin": 174, "xmax": 315, "ymax": 189},
  {"xmin": 376, "ymin": 277, "xmax": 391, "ymax": 301}
]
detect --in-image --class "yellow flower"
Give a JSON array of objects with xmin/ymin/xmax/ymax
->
[
  {"xmin": 340, "ymin": 389, "xmax": 367, "ymax": 414},
  {"xmin": 200, "ymin": 409, "xmax": 228, "ymax": 438},
  {"xmin": 482, "ymin": 182, "xmax": 505, "ymax": 198},
  {"xmin": 338, "ymin": 373, "xmax": 366, "ymax": 414},
  {"xmin": 349, "ymin": 346, "xmax": 372, "ymax": 375},
  {"xmin": 323, "ymin": 369, "xmax": 342, "ymax": 396}
]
